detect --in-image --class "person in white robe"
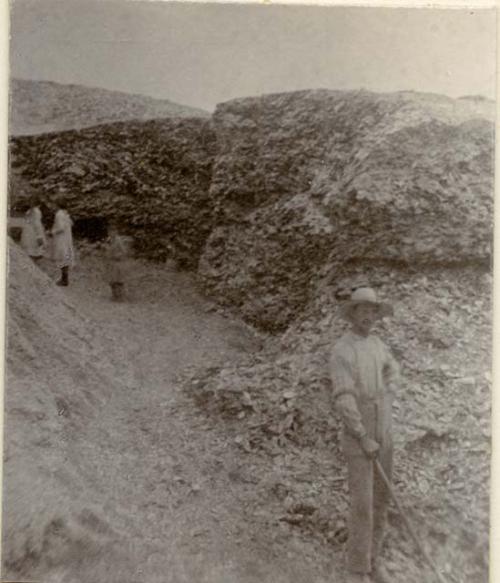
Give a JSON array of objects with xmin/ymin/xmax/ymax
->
[
  {"xmin": 50, "ymin": 202, "xmax": 75, "ymax": 286},
  {"xmin": 20, "ymin": 204, "xmax": 46, "ymax": 263}
]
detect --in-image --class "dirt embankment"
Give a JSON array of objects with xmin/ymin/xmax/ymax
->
[
  {"xmin": 10, "ymin": 90, "xmax": 494, "ymax": 306},
  {"xmin": 6, "ymin": 246, "xmax": 331, "ymax": 583},
  {"xmin": 3, "ymin": 242, "xmax": 124, "ymax": 575},
  {"xmin": 10, "ymin": 117, "xmax": 216, "ymax": 267},
  {"xmin": 184, "ymin": 262, "xmax": 492, "ymax": 583},
  {"xmin": 199, "ymin": 90, "xmax": 494, "ymax": 331},
  {"xmin": 5, "ymin": 88, "xmax": 494, "ymax": 583},
  {"xmin": 188, "ymin": 90, "xmax": 493, "ymax": 582}
]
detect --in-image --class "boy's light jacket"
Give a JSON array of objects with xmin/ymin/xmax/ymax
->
[
  {"xmin": 105, "ymin": 236, "xmax": 129, "ymax": 284},
  {"xmin": 329, "ymin": 331, "xmax": 400, "ymax": 456}
]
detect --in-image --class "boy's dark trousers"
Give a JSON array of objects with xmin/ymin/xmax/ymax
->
[{"xmin": 110, "ymin": 282, "xmax": 125, "ymax": 302}]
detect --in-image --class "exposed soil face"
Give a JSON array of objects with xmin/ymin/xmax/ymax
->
[
  {"xmin": 4, "ymin": 244, "xmax": 491, "ymax": 583},
  {"xmin": 5, "ymin": 87, "xmax": 493, "ymax": 583},
  {"xmin": 199, "ymin": 90, "xmax": 494, "ymax": 331},
  {"xmin": 184, "ymin": 260, "xmax": 492, "ymax": 583},
  {"xmin": 6, "ymin": 247, "xmax": 491, "ymax": 583}
]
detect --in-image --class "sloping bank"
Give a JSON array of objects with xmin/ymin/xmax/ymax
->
[
  {"xmin": 7, "ymin": 89, "xmax": 494, "ymax": 581},
  {"xmin": 186, "ymin": 90, "xmax": 493, "ymax": 582},
  {"xmin": 2, "ymin": 243, "xmax": 126, "ymax": 578}
]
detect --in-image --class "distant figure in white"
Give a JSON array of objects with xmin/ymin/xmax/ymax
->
[
  {"xmin": 50, "ymin": 201, "xmax": 75, "ymax": 287},
  {"xmin": 21, "ymin": 202, "xmax": 47, "ymax": 263}
]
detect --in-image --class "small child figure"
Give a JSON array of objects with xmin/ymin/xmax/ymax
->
[{"xmin": 105, "ymin": 225, "xmax": 129, "ymax": 302}]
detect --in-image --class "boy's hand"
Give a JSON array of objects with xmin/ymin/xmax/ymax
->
[{"xmin": 360, "ymin": 435, "xmax": 380, "ymax": 459}]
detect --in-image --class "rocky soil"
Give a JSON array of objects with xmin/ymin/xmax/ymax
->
[
  {"xmin": 10, "ymin": 90, "xmax": 494, "ymax": 325},
  {"xmin": 200, "ymin": 90, "xmax": 494, "ymax": 331},
  {"xmin": 4, "ymin": 87, "xmax": 494, "ymax": 582},
  {"xmin": 5, "ymin": 239, "xmax": 492, "ymax": 583},
  {"xmin": 10, "ymin": 117, "xmax": 216, "ymax": 266},
  {"xmin": 184, "ymin": 261, "xmax": 492, "ymax": 583}
]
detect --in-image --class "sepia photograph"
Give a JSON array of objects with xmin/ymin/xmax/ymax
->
[{"xmin": 2, "ymin": 1, "xmax": 496, "ymax": 582}]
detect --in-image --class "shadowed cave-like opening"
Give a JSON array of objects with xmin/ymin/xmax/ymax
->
[{"xmin": 72, "ymin": 216, "xmax": 109, "ymax": 242}]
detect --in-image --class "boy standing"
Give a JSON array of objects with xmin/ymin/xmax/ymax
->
[
  {"xmin": 330, "ymin": 287, "xmax": 400, "ymax": 583},
  {"xmin": 105, "ymin": 225, "xmax": 129, "ymax": 302}
]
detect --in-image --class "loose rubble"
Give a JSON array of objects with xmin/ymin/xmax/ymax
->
[
  {"xmin": 183, "ymin": 263, "xmax": 491, "ymax": 583},
  {"xmin": 7, "ymin": 87, "xmax": 493, "ymax": 583},
  {"xmin": 10, "ymin": 118, "xmax": 216, "ymax": 267},
  {"xmin": 200, "ymin": 90, "xmax": 494, "ymax": 330}
]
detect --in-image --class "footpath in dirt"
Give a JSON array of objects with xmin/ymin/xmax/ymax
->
[
  {"xmin": 4, "ymin": 243, "xmax": 491, "ymax": 583},
  {"xmin": 30, "ymin": 253, "xmax": 340, "ymax": 583}
]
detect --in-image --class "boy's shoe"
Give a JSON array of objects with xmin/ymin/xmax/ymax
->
[{"xmin": 56, "ymin": 279, "xmax": 68, "ymax": 287}]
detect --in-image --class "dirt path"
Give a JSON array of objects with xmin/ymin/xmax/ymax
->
[{"xmin": 49, "ymin": 256, "xmax": 337, "ymax": 583}]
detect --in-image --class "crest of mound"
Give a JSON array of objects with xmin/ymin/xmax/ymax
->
[
  {"xmin": 10, "ymin": 78, "xmax": 210, "ymax": 136},
  {"xmin": 200, "ymin": 89, "xmax": 494, "ymax": 330}
]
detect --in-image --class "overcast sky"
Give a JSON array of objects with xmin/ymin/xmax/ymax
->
[{"xmin": 9, "ymin": 0, "xmax": 497, "ymax": 111}]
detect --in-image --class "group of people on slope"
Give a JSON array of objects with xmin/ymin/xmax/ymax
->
[
  {"xmin": 20, "ymin": 200, "xmax": 75, "ymax": 287},
  {"xmin": 19, "ymin": 199, "xmax": 129, "ymax": 301}
]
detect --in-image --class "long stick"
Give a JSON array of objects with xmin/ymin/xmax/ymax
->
[{"xmin": 374, "ymin": 459, "xmax": 449, "ymax": 583}]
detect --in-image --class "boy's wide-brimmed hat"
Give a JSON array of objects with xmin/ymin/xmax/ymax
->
[{"xmin": 339, "ymin": 287, "xmax": 394, "ymax": 321}]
